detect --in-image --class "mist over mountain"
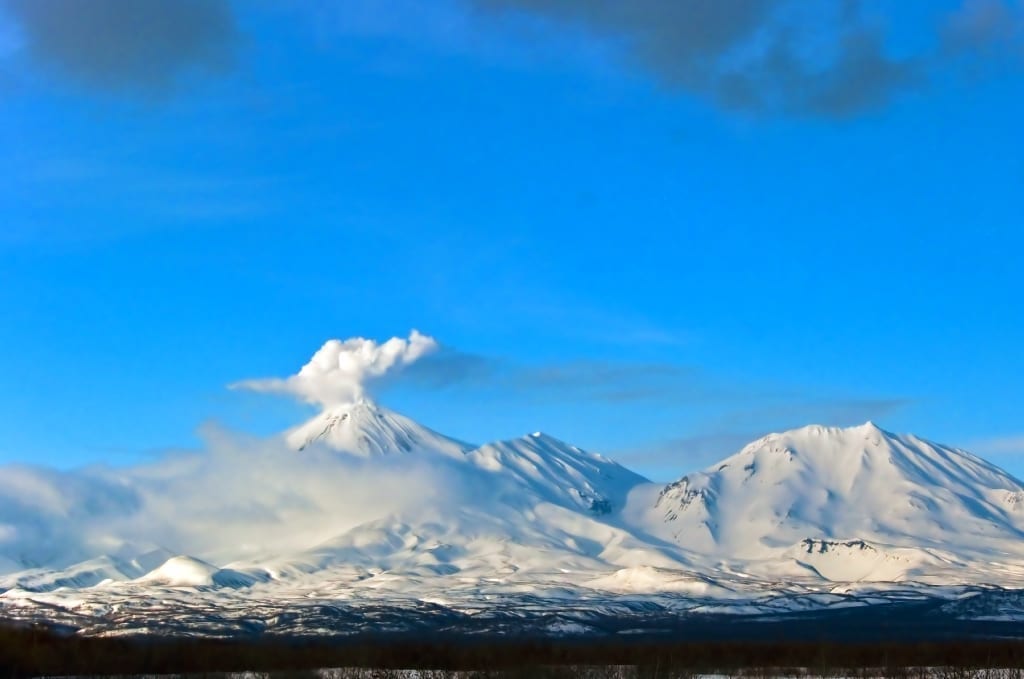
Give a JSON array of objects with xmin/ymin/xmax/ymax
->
[{"xmin": 3, "ymin": 370, "xmax": 1024, "ymax": 637}]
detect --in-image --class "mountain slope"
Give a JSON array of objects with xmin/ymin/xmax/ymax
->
[
  {"xmin": 284, "ymin": 398, "xmax": 472, "ymax": 457},
  {"xmin": 466, "ymin": 432, "xmax": 648, "ymax": 515},
  {"xmin": 647, "ymin": 422, "xmax": 1024, "ymax": 564},
  {"xmin": 229, "ymin": 433, "xmax": 669, "ymax": 583}
]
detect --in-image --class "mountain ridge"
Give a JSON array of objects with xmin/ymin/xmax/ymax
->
[{"xmin": 4, "ymin": 405, "xmax": 1024, "ymax": 636}]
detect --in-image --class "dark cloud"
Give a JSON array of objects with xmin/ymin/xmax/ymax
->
[
  {"xmin": 3, "ymin": 0, "xmax": 237, "ymax": 92},
  {"xmin": 470, "ymin": 0, "xmax": 919, "ymax": 117},
  {"xmin": 389, "ymin": 349, "xmax": 704, "ymax": 404},
  {"xmin": 391, "ymin": 350, "xmax": 913, "ymax": 420},
  {"xmin": 469, "ymin": 0, "xmax": 1024, "ymax": 117},
  {"xmin": 393, "ymin": 349, "xmax": 500, "ymax": 390},
  {"xmin": 5, "ymin": 1, "xmax": 1018, "ymax": 110},
  {"xmin": 735, "ymin": 27, "xmax": 922, "ymax": 117},
  {"xmin": 737, "ymin": 395, "xmax": 913, "ymax": 428},
  {"xmin": 943, "ymin": 0, "xmax": 1024, "ymax": 54},
  {"xmin": 474, "ymin": 0, "xmax": 777, "ymax": 70},
  {"xmin": 386, "ymin": 346, "xmax": 912, "ymax": 480},
  {"xmin": 614, "ymin": 430, "xmax": 762, "ymax": 472},
  {"xmin": 941, "ymin": 0, "xmax": 1024, "ymax": 81}
]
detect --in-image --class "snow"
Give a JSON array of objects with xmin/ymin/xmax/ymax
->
[
  {"xmin": 138, "ymin": 556, "xmax": 221, "ymax": 587},
  {"xmin": 465, "ymin": 431, "xmax": 646, "ymax": 515},
  {"xmin": 641, "ymin": 422, "xmax": 1024, "ymax": 571},
  {"xmin": 586, "ymin": 566, "xmax": 731, "ymax": 596},
  {"xmin": 4, "ymin": 405, "xmax": 1024, "ymax": 635},
  {"xmin": 285, "ymin": 398, "xmax": 470, "ymax": 457}
]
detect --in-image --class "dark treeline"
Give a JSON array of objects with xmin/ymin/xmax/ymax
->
[{"xmin": 7, "ymin": 624, "xmax": 1024, "ymax": 678}]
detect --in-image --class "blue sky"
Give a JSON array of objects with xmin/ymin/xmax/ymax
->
[{"xmin": 0, "ymin": 0, "xmax": 1022, "ymax": 481}]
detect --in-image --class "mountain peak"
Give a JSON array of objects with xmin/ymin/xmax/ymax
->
[
  {"xmin": 744, "ymin": 421, "xmax": 893, "ymax": 453},
  {"xmin": 855, "ymin": 420, "xmax": 887, "ymax": 436},
  {"xmin": 526, "ymin": 431, "xmax": 572, "ymax": 447},
  {"xmin": 283, "ymin": 400, "xmax": 471, "ymax": 457},
  {"xmin": 655, "ymin": 422, "xmax": 1024, "ymax": 560}
]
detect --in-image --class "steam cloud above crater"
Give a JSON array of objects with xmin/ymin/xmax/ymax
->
[{"xmin": 233, "ymin": 330, "xmax": 439, "ymax": 406}]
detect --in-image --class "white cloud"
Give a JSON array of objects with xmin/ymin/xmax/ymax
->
[
  {"xmin": 0, "ymin": 424, "xmax": 480, "ymax": 570},
  {"xmin": 232, "ymin": 330, "xmax": 438, "ymax": 406}
]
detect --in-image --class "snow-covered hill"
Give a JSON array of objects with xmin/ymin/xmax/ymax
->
[{"xmin": 5, "ymin": 407, "xmax": 1024, "ymax": 636}]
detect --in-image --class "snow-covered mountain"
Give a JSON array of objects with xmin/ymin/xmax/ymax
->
[
  {"xmin": 255, "ymin": 402, "xmax": 672, "ymax": 580},
  {"xmin": 640, "ymin": 421, "xmax": 1024, "ymax": 581},
  {"xmin": 286, "ymin": 399, "xmax": 646, "ymax": 517},
  {"xmin": 466, "ymin": 431, "xmax": 647, "ymax": 515},
  {"xmin": 284, "ymin": 398, "xmax": 471, "ymax": 457},
  {"xmin": 651, "ymin": 422, "xmax": 1024, "ymax": 551},
  {"xmin": 5, "ymin": 407, "xmax": 1024, "ymax": 637}
]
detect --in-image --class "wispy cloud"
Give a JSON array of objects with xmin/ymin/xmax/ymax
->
[
  {"xmin": 614, "ymin": 430, "xmax": 762, "ymax": 471},
  {"xmin": 0, "ymin": 424, "xmax": 484, "ymax": 568},
  {"xmin": 610, "ymin": 396, "xmax": 912, "ymax": 478},
  {"xmin": 395, "ymin": 349, "xmax": 705, "ymax": 404},
  {"xmin": 1, "ymin": 158, "xmax": 285, "ymax": 247},
  {"xmin": 2, "ymin": 0, "xmax": 237, "ymax": 94},
  {"xmin": 711, "ymin": 397, "xmax": 914, "ymax": 430},
  {"xmin": 969, "ymin": 435, "xmax": 1024, "ymax": 456}
]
